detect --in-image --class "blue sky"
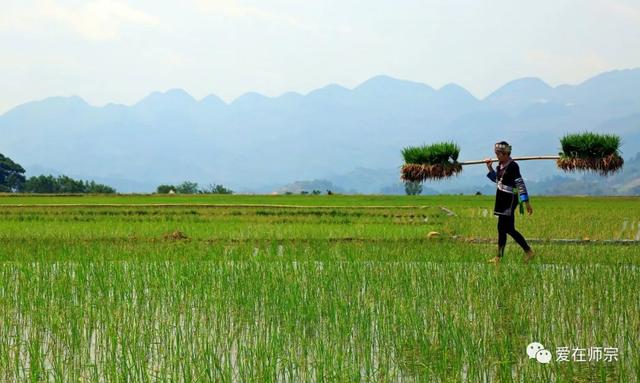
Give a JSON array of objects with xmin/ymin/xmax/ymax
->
[{"xmin": 1, "ymin": 0, "xmax": 639, "ymax": 113}]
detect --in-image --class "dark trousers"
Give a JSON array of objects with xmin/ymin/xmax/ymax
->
[{"xmin": 497, "ymin": 213, "xmax": 531, "ymax": 257}]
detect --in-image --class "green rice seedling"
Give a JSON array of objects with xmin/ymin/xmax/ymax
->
[
  {"xmin": 0, "ymin": 195, "xmax": 638, "ymax": 381},
  {"xmin": 402, "ymin": 142, "xmax": 461, "ymax": 165},
  {"xmin": 560, "ymin": 132, "xmax": 621, "ymax": 158}
]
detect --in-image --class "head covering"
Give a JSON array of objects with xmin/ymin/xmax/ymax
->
[{"xmin": 494, "ymin": 141, "xmax": 512, "ymax": 154}]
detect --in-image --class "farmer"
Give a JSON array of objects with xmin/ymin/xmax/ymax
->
[{"xmin": 485, "ymin": 141, "xmax": 535, "ymax": 263}]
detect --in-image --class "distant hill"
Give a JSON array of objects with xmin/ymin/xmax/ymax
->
[{"xmin": 1, "ymin": 68, "xmax": 639, "ymax": 194}]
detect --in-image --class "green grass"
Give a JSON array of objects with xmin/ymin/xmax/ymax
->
[
  {"xmin": 0, "ymin": 194, "xmax": 638, "ymax": 381},
  {"xmin": 0, "ymin": 193, "xmax": 483, "ymax": 206}
]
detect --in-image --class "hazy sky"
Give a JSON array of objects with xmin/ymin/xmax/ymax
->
[{"xmin": 1, "ymin": 0, "xmax": 639, "ymax": 113}]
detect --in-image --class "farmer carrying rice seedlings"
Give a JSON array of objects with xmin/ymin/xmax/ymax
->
[
  {"xmin": 485, "ymin": 141, "xmax": 535, "ymax": 264},
  {"xmin": 400, "ymin": 132, "xmax": 622, "ymax": 263}
]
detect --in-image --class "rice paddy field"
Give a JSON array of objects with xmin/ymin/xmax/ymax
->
[{"xmin": 0, "ymin": 194, "xmax": 638, "ymax": 382}]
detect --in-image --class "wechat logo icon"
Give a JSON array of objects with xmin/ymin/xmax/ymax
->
[{"xmin": 527, "ymin": 342, "xmax": 552, "ymax": 364}]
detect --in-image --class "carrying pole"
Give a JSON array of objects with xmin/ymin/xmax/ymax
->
[{"xmin": 459, "ymin": 155, "xmax": 560, "ymax": 165}]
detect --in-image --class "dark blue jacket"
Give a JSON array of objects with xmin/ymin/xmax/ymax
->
[{"xmin": 487, "ymin": 160, "xmax": 529, "ymax": 216}]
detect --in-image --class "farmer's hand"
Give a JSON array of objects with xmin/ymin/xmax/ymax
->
[
  {"xmin": 484, "ymin": 158, "xmax": 494, "ymax": 171},
  {"xmin": 525, "ymin": 202, "xmax": 533, "ymax": 215}
]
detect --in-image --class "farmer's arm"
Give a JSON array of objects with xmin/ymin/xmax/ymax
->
[
  {"xmin": 513, "ymin": 164, "xmax": 533, "ymax": 215},
  {"xmin": 485, "ymin": 158, "xmax": 496, "ymax": 182}
]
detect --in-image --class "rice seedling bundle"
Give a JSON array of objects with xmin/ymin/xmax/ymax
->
[
  {"xmin": 557, "ymin": 132, "xmax": 624, "ymax": 175},
  {"xmin": 401, "ymin": 142, "xmax": 462, "ymax": 182}
]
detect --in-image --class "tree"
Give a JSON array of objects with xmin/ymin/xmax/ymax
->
[
  {"xmin": 404, "ymin": 181, "xmax": 423, "ymax": 196},
  {"xmin": 176, "ymin": 181, "xmax": 199, "ymax": 194},
  {"xmin": 23, "ymin": 175, "xmax": 116, "ymax": 194},
  {"xmin": 0, "ymin": 153, "xmax": 26, "ymax": 192},
  {"xmin": 57, "ymin": 175, "xmax": 86, "ymax": 193},
  {"xmin": 85, "ymin": 181, "xmax": 116, "ymax": 194},
  {"xmin": 23, "ymin": 175, "xmax": 57, "ymax": 193},
  {"xmin": 156, "ymin": 184, "xmax": 176, "ymax": 194},
  {"xmin": 200, "ymin": 184, "xmax": 233, "ymax": 194}
]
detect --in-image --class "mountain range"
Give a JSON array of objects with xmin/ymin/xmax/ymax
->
[{"xmin": 1, "ymin": 68, "xmax": 639, "ymax": 194}]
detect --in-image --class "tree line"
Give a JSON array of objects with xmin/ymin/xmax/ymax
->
[
  {"xmin": 0, "ymin": 153, "xmax": 116, "ymax": 194},
  {"xmin": 1, "ymin": 153, "xmax": 234, "ymax": 194},
  {"xmin": 1, "ymin": 154, "xmax": 117, "ymax": 193},
  {"xmin": 156, "ymin": 182, "xmax": 233, "ymax": 194}
]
